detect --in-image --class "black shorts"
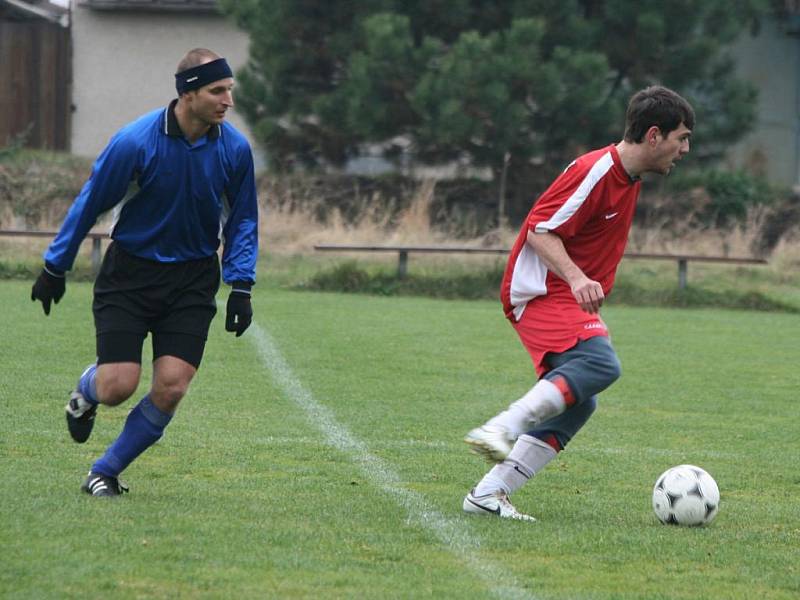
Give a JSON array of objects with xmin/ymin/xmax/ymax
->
[{"xmin": 92, "ymin": 242, "xmax": 220, "ymax": 367}]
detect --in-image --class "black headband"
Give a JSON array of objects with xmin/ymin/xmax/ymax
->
[{"xmin": 175, "ymin": 58, "xmax": 233, "ymax": 95}]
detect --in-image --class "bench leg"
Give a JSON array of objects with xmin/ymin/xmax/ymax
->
[
  {"xmin": 397, "ymin": 250, "xmax": 408, "ymax": 278},
  {"xmin": 678, "ymin": 258, "xmax": 687, "ymax": 290}
]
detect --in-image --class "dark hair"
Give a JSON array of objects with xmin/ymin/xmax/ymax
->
[
  {"xmin": 176, "ymin": 48, "xmax": 221, "ymax": 74},
  {"xmin": 623, "ymin": 86, "xmax": 695, "ymax": 143}
]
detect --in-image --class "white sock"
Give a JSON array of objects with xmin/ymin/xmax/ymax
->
[
  {"xmin": 473, "ymin": 435, "xmax": 558, "ymax": 496},
  {"xmin": 474, "ymin": 472, "xmax": 510, "ymax": 497},
  {"xmin": 485, "ymin": 379, "xmax": 566, "ymax": 437}
]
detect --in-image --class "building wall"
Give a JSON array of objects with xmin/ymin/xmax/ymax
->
[
  {"xmin": 70, "ymin": 5, "xmax": 261, "ymax": 163},
  {"xmin": 728, "ymin": 18, "xmax": 800, "ymax": 188},
  {"xmin": 70, "ymin": 8, "xmax": 799, "ymax": 186}
]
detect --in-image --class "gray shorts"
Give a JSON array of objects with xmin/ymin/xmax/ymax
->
[{"xmin": 526, "ymin": 336, "xmax": 622, "ymax": 448}]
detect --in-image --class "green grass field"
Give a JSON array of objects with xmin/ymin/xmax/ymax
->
[{"xmin": 1, "ymin": 277, "xmax": 798, "ymax": 599}]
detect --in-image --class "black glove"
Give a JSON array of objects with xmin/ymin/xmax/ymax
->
[
  {"xmin": 31, "ymin": 264, "xmax": 66, "ymax": 316},
  {"xmin": 225, "ymin": 284, "xmax": 253, "ymax": 337}
]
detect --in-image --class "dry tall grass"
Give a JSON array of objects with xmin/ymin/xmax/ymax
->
[
  {"xmin": 262, "ymin": 177, "xmax": 800, "ymax": 270},
  {"xmin": 628, "ymin": 205, "xmax": 769, "ymax": 257},
  {"xmin": 3, "ymin": 159, "xmax": 797, "ymax": 275},
  {"xmin": 263, "ymin": 178, "xmax": 517, "ymax": 252},
  {"xmin": 769, "ymin": 231, "xmax": 800, "ymax": 276}
]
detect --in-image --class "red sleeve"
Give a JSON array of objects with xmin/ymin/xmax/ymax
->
[{"xmin": 526, "ymin": 157, "xmax": 603, "ymax": 241}]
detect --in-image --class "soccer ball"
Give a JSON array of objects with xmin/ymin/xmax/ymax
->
[{"xmin": 652, "ymin": 464, "xmax": 720, "ymax": 526}]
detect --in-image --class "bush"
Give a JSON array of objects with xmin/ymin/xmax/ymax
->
[
  {"xmin": 302, "ymin": 261, "xmax": 503, "ymax": 299},
  {"xmin": 609, "ymin": 278, "xmax": 798, "ymax": 313},
  {"xmin": 655, "ymin": 168, "xmax": 778, "ymax": 229},
  {"xmin": 259, "ymin": 172, "xmax": 498, "ymax": 238},
  {"xmin": 302, "ymin": 261, "xmax": 799, "ymax": 313},
  {"xmin": 0, "ymin": 149, "xmax": 91, "ymax": 228}
]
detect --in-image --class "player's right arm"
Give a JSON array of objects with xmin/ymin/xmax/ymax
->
[
  {"xmin": 523, "ymin": 150, "xmax": 613, "ymax": 314},
  {"xmin": 526, "ymin": 230, "xmax": 604, "ymax": 314},
  {"xmin": 32, "ymin": 132, "xmax": 138, "ymax": 315},
  {"xmin": 44, "ymin": 133, "xmax": 139, "ymax": 272}
]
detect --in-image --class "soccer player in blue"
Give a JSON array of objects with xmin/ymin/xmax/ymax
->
[{"xmin": 30, "ymin": 48, "xmax": 259, "ymax": 497}]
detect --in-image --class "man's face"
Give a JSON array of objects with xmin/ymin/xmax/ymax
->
[
  {"xmin": 187, "ymin": 78, "xmax": 234, "ymax": 126},
  {"xmin": 648, "ymin": 122, "xmax": 691, "ymax": 175}
]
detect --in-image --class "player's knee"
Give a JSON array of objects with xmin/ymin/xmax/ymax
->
[
  {"xmin": 583, "ymin": 395, "xmax": 598, "ymax": 416},
  {"xmin": 591, "ymin": 345, "xmax": 622, "ymax": 387},
  {"xmin": 603, "ymin": 353, "xmax": 622, "ymax": 386},
  {"xmin": 99, "ymin": 378, "xmax": 138, "ymax": 406},
  {"xmin": 150, "ymin": 381, "xmax": 188, "ymax": 413},
  {"xmin": 96, "ymin": 366, "xmax": 140, "ymax": 406}
]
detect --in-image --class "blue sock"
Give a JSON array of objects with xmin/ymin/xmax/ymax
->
[
  {"xmin": 92, "ymin": 395, "xmax": 172, "ymax": 478},
  {"xmin": 77, "ymin": 364, "xmax": 99, "ymax": 406}
]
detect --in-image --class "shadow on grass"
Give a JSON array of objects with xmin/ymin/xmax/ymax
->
[
  {"xmin": 4, "ymin": 258, "xmax": 796, "ymax": 313},
  {"xmin": 299, "ymin": 260, "xmax": 800, "ymax": 313},
  {"xmin": 297, "ymin": 260, "xmax": 502, "ymax": 300},
  {"xmin": 0, "ymin": 262, "xmax": 96, "ymax": 282},
  {"xmin": 609, "ymin": 279, "xmax": 799, "ymax": 313}
]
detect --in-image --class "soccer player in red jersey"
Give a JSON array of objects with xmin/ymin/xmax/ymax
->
[{"xmin": 463, "ymin": 86, "xmax": 694, "ymax": 521}]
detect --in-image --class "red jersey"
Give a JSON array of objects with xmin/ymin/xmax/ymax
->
[{"xmin": 500, "ymin": 144, "xmax": 640, "ymax": 374}]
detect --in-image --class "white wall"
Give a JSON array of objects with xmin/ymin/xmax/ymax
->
[{"xmin": 71, "ymin": 6, "xmax": 263, "ymax": 164}]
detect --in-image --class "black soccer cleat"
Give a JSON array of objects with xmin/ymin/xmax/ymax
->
[
  {"xmin": 65, "ymin": 391, "xmax": 97, "ymax": 443},
  {"xmin": 81, "ymin": 472, "xmax": 129, "ymax": 497}
]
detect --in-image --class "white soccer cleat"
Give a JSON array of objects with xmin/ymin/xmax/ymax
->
[
  {"xmin": 462, "ymin": 489, "xmax": 536, "ymax": 522},
  {"xmin": 464, "ymin": 425, "xmax": 513, "ymax": 462}
]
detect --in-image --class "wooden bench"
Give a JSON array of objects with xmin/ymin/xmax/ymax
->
[
  {"xmin": 313, "ymin": 243, "xmax": 768, "ymax": 289},
  {"xmin": 620, "ymin": 252, "xmax": 767, "ymax": 289},
  {"xmin": 0, "ymin": 229, "xmax": 107, "ymax": 275}
]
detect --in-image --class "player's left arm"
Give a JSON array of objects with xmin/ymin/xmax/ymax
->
[{"xmin": 221, "ymin": 145, "xmax": 258, "ymax": 337}]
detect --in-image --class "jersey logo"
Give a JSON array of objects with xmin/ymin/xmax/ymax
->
[{"xmin": 604, "ymin": 212, "xmax": 619, "ymax": 220}]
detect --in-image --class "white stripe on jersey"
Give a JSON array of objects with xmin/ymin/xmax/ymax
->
[
  {"xmin": 534, "ymin": 151, "xmax": 614, "ymax": 233},
  {"xmin": 510, "ymin": 243, "xmax": 548, "ymax": 320},
  {"xmin": 108, "ymin": 185, "xmax": 139, "ymax": 237}
]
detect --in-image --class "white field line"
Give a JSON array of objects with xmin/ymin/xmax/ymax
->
[
  {"xmin": 250, "ymin": 323, "xmax": 538, "ymax": 600},
  {"xmin": 247, "ymin": 435, "xmax": 450, "ymax": 449}
]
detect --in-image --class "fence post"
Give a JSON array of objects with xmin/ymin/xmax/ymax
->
[
  {"xmin": 678, "ymin": 258, "xmax": 687, "ymax": 290},
  {"xmin": 398, "ymin": 250, "xmax": 408, "ymax": 278}
]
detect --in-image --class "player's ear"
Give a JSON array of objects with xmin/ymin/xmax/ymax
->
[{"xmin": 646, "ymin": 126, "xmax": 661, "ymax": 146}]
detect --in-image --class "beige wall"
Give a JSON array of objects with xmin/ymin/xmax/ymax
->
[
  {"xmin": 71, "ymin": 9, "xmax": 798, "ymax": 186},
  {"xmin": 728, "ymin": 19, "xmax": 800, "ymax": 188},
  {"xmin": 71, "ymin": 6, "xmax": 262, "ymax": 163}
]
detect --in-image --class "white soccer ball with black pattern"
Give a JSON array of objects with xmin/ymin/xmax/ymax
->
[{"xmin": 652, "ymin": 464, "xmax": 720, "ymax": 526}]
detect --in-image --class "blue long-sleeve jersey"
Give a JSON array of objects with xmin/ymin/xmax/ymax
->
[{"xmin": 45, "ymin": 100, "xmax": 259, "ymax": 284}]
